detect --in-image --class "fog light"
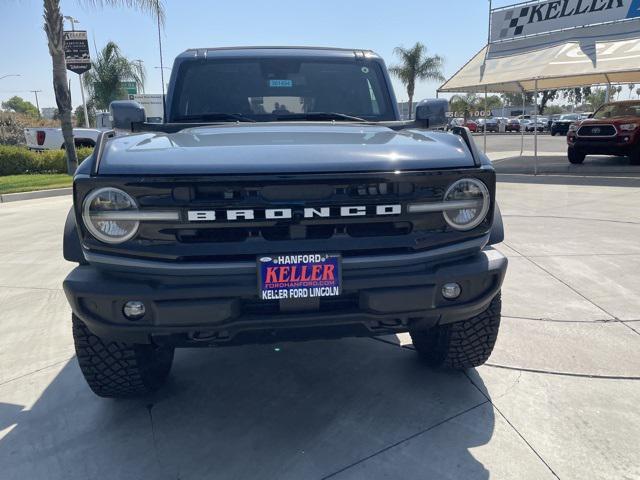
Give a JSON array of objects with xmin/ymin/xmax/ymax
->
[
  {"xmin": 442, "ymin": 283, "xmax": 461, "ymax": 300},
  {"xmin": 123, "ymin": 301, "xmax": 146, "ymax": 320}
]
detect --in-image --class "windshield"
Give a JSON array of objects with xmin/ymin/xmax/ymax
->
[
  {"xmin": 169, "ymin": 58, "xmax": 395, "ymax": 122},
  {"xmin": 559, "ymin": 114, "xmax": 579, "ymax": 121},
  {"xmin": 593, "ymin": 102, "xmax": 640, "ymax": 119}
]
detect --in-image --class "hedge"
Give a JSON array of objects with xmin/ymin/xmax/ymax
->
[{"xmin": 0, "ymin": 145, "xmax": 93, "ymax": 176}]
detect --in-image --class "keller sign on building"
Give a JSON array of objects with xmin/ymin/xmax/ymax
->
[
  {"xmin": 64, "ymin": 30, "xmax": 91, "ymax": 74},
  {"xmin": 491, "ymin": 0, "xmax": 640, "ymax": 42}
]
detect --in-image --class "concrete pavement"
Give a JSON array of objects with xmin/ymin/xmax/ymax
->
[{"xmin": 1, "ymin": 179, "xmax": 639, "ymax": 479}]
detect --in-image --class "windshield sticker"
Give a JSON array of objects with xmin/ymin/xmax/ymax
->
[
  {"xmin": 361, "ymin": 66, "xmax": 369, "ymax": 74},
  {"xmin": 269, "ymin": 79, "xmax": 293, "ymax": 88}
]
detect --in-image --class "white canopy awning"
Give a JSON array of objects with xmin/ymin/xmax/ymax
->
[{"xmin": 439, "ymin": 26, "xmax": 640, "ymax": 93}]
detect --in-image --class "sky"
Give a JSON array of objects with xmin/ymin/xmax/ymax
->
[{"xmin": 0, "ymin": 0, "xmax": 518, "ymax": 110}]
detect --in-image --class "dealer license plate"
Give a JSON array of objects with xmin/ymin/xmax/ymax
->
[{"xmin": 258, "ymin": 253, "xmax": 342, "ymax": 301}]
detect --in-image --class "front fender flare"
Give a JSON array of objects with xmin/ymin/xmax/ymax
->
[
  {"xmin": 63, "ymin": 207, "xmax": 87, "ymax": 264},
  {"xmin": 488, "ymin": 204, "xmax": 504, "ymax": 245}
]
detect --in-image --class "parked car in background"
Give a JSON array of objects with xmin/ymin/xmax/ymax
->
[
  {"xmin": 464, "ymin": 119, "xmax": 478, "ymax": 132},
  {"xmin": 479, "ymin": 118, "xmax": 500, "ymax": 132},
  {"xmin": 546, "ymin": 115, "xmax": 560, "ymax": 131},
  {"xmin": 567, "ymin": 100, "xmax": 640, "ymax": 164},
  {"xmin": 505, "ymin": 119, "xmax": 521, "ymax": 132},
  {"xmin": 447, "ymin": 118, "xmax": 462, "ymax": 130},
  {"xmin": 24, "ymin": 127, "xmax": 101, "ymax": 151},
  {"xmin": 550, "ymin": 114, "xmax": 580, "ymax": 136},
  {"xmin": 525, "ymin": 120, "xmax": 545, "ymax": 132},
  {"xmin": 579, "ymin": 112, "xmax": 593, "ymax": 120},
  {"xmin": 447, "ymin": 118, "xmax": 478, "ymax": 132}
]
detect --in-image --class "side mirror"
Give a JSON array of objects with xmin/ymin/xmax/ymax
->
[
  {"xmin": 109, "ymin": 100, "xmax": 146, "ymax": 131},
  {"xmin": 415, "ymin": 98, "xmax": 448, "ymax": 129}
]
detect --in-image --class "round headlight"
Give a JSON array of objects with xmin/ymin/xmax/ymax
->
[
  {"xmin": 442, "ymin": 179, "xmax": 490, "ymax": 231},
  {"xmin": 82, "ymin": 187, "xmax": 139, "ymax": 244}
]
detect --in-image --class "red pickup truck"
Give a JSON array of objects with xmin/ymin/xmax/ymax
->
[{"xmin": 567, "ymin": 100, "xmax": 640, "ymax": 165}]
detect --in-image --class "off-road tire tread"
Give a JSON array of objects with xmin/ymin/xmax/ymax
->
[
  {"xmin": 410, "ymin": 294, "xmax": 501, "ymax": 370},
  {"xmin": 72, "ymin": 315, "xmax": 173, "ymax": 398}
]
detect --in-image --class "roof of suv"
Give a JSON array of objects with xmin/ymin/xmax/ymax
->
[{"xmin": 177, "ymin": 46, "xmax": 381, "ymax": 60}]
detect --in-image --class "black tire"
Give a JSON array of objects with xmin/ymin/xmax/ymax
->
[
  {"xmin": 629, "ymin": 148, "xmax": 640, "ymax": 165},
  {"xmin": 568, "ymin": 147, "xmax": 586, "ymax": 164},
  {"xmin": 72, "ymin": 315, "xmax": 174, "ymax": 398},
  {"xmin": 410, "ymin": 293, "xmax": 501, "ymax": 370}
]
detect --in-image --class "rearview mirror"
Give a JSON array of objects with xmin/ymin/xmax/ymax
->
[
  {"xmin": 415, "ymin": 98, "xmax": 448, "ymax": 129},
  {"xmin": 110, "ymin": 100, "xmax": 146, "ymax": 131}
]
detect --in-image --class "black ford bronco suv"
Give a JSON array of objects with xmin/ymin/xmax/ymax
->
[{"xmin": 63, "ymin": 47, "xmax": 507, "ymax": 398}]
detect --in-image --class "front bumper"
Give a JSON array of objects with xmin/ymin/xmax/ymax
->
[
  {"xmin": 64, "ymin": 248, "xmax": 507, "ymax": 346},
  {"xmin": 568, "ymin": 131, "xmax": 637, "ymax": 155}
]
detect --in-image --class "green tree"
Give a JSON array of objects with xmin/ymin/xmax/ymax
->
[
  {"xmin": 544, "ymin": 105, "xmax": 564, "ymax": 115},
  {"xmin": 83, "ymin": 41, "xmax": 146, "ymax": 110},
  {"xmin": 1, "ymin": 96, "xmax": 40, "ymax": 117},
  {"xmin": 43, "ymin": 0, "xmax": 163, "ymax": 175},
  {"xmin": 537, "ymin": 90, "xmax": 558, "ymax": 115},
  {"xmin": 389, "ymin": 42, "xmax": 444, "ymax": 119},
  {"xmin": 74, "ymin": 100, "xmax": 96, "ymax": 127},
  {"xmin": 628, "ymin": 83, "xmax": 635, "ymax": 99},
  {"xmin": 562, "ymin": 87, "xmax": 591, "ymax": 106},
  {"xmin": 449, "ymin": 93, "xmax": 478, "ymax": 120},
  {"xmin": 501, "ymin": 92, "xmax": 534, "ymax": 106},
  {"xmin": 614, "ymin": 85, "xmax": 623, "ymax": 100},
  {"xmin": 448, "ymin": 94, "xmax": 502, "ymax": 119},
  {"xmin": 586, "ymin": 89, "xmax": 607, "ymax": 111},
  {"xmin": 478, "ymin": 95, "xmax": 503, "ymax": 112}
]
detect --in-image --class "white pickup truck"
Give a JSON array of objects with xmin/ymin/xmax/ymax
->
[{"xmin": 24, "ymin": 127, "xmax": 102, "ymax": 151}]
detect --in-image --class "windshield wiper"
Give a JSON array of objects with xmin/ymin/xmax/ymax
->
[
  {"xmin": 275, "ymin": 112, "xmax": 368, "ymax": 122},
  {"xmin": 176, "ymin": 113, "xmax": 256, "ymax": 123}
]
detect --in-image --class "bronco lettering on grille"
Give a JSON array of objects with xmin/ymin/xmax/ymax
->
[{"xmin": 187, "ymin": 204, "xmax": 402, "ymax": 222}]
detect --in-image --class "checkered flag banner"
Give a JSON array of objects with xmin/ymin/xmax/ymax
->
[
  {"xmin": 489, "ymin": 0, "xmax": 640, "ymax": 44},
  {"xmin": 499, "ymin": 7, "xmax": 530, "ymax": 39}
]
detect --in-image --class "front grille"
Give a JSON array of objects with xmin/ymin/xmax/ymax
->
[
  {"xmin": 75, "ymin": 170, "xmax": 495, "ymax": 262},
  {"xmin": 577, "ymin": 125, "xmax": 616, "ymax": 137}
]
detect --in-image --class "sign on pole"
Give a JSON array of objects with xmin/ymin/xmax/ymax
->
[
  {"xmin": 122, "ymin": 81, "xmax": 138, "ymax": 96},
  {"xmin": 64, "ymin": 30, "xmax": 91, "ymax": 74},
  {"xmin": 490, "ymin": 0, "xmax": 640, "ymax": 43}
]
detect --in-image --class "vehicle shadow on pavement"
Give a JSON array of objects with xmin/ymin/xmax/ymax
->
[{"xmin": 0, "ymin": 338, "xmax": 494, "ymax": 480}]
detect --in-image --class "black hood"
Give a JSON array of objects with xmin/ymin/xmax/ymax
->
[{"xmin": 98, "ymin": 123, "xmax": 476, "ymax": 175}]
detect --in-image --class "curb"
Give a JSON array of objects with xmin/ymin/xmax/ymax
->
[{"xmin": 0, "ymin": 187, "xmax": 72, "ymax": 203}]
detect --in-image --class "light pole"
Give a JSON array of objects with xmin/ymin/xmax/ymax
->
[
  {"xmin": 154, "ymin": 0, "xmax": 166, "ymax": 121},
  {"xmin": 63, "ymin": 15, "xmax": 80, "ymax": 30},
  {"xmin": 63, "ymin": 16, "xmax": 90, "ymax": 127},
  {"xmin": 30, "ymin": 90, "xmax": 42, "ymax": 117},
  {"xmin": 154, "ymin": 67, "xmax": 170, "ymax": 115},
  {"xmin": 0, "ymin": 74, "xmax": 21, "ymax": 81},
  {"xmin": 133, "ymin": 59, "xmax": 145, "ymax": 93}
]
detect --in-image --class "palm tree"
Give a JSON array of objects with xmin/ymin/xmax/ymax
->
[
  {"xmin": 389, "ymin": 43, "xmax": 444, "ymax": 119},
  {"xmin": 629, "ymin": 83, "xmax": 635, "ymax": 99},
  {"xmin": 636, "ymin": 87, "xmax": 640, "ymax": 99},
  {"xmin": 449, "ymin": 93, "xmax": 479, "ymax": 121},
  {"xmin": 43, "ymin": 0, "xmax": 163, "ymax": 174},
  {"xmin": 84, "ymin": 42, "xmax": 146, "ymax": 110}
]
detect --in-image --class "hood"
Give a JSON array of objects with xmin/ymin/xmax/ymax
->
[
  {"xmin": 579, "ymin": 116, "xmax": 636, "ymax": 125},
  {"xmin": 98, "ymin": 123, "xmax": 475, "ymax": 175}
]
